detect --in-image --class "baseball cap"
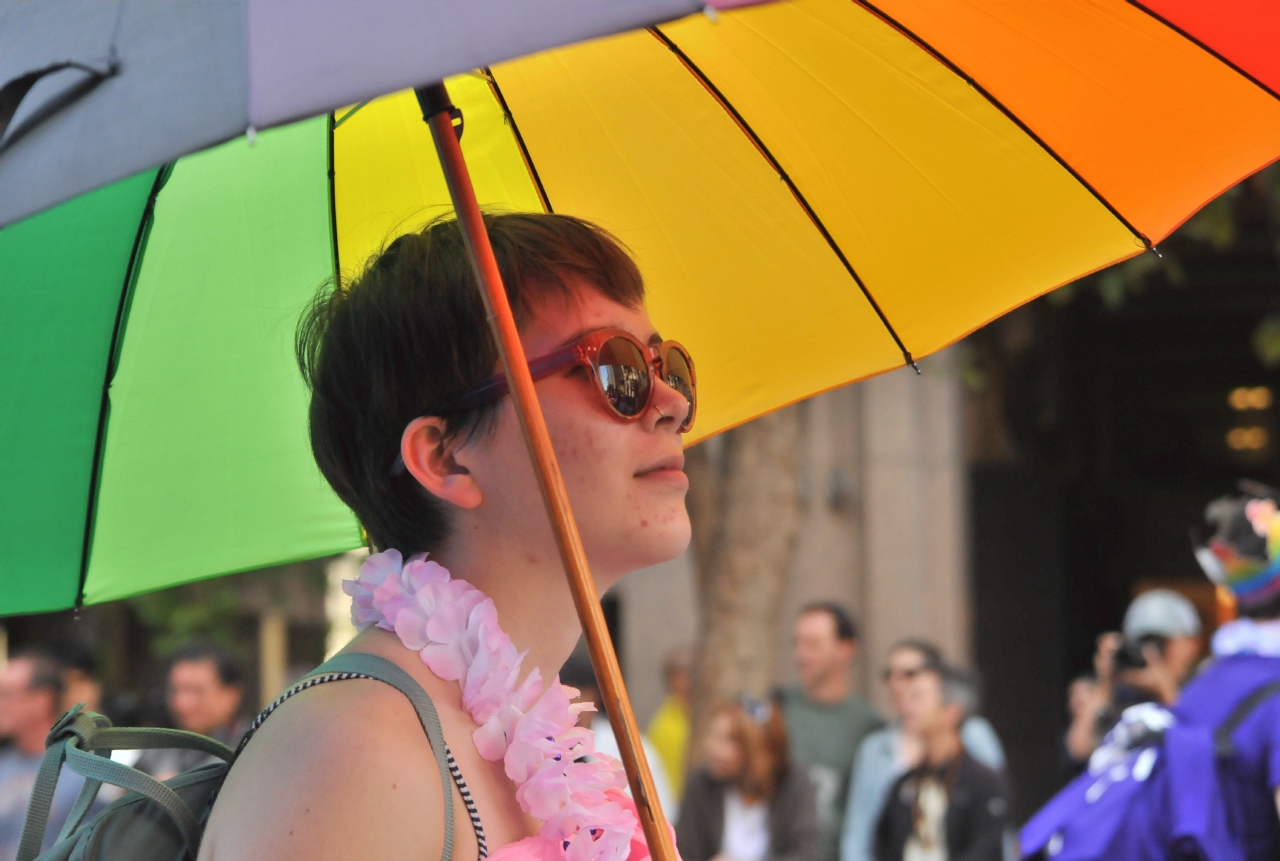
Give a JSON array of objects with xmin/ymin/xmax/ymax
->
[{"xmin": 1122, "ymin": 589, "xmax": 1202, "ymax": 639}]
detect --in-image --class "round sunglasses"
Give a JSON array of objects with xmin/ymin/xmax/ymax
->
[
  {"xmin": 393, "ymin": 329, "xmax": 697, "ymax": 475},
  {"xmin": 443, "ymin": 327, "xmax": 697, "ymax": 430}
]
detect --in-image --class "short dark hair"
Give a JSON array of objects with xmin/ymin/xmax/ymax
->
[
  {"xmin": 11, "ymin": 649, "xmax": 65, "ymax": 701},
  {"xmin": 170, "ymin": 643, "xmax": 242, "ymax": 688},
  {"xmin": 49, "ymin": 638, "xmax": 98, "ymax": 677},
  {"xmin": 297, "ymin": 212, "xmax": 645, "ymax": 556},
  {"xmin": 887, "ymin": 638, "xmax": 943, "ymax": 670},
  {"xmin": 799, "ymin": 602, "xmax": 858, "ymax": 642}
]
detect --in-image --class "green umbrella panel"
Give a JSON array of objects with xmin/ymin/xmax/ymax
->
[{"xmin": 0, "ymin": 118, "xmax": 360, "ymax": 614}]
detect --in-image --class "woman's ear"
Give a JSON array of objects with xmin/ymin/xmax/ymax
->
[{"xmin": 401, "ymin": 417, "xmax": 483, "ymax": 509}]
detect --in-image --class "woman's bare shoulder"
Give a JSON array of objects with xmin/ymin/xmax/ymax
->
[{"xmin": 200, "ymin": 677, "xmax": 445, "ymax": 861}]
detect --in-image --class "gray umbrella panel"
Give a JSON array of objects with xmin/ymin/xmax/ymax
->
[{"xmin": 0, "ymin": 0, "xmax": 708, "ymax": 229}]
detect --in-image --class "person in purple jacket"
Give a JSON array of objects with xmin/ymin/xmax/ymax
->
[
  {"xmin": 1183, "ymin": 485, "xmax": 1280, "ymax": 860},
  {"xmin": 1021, "ymin": 484, "xmax": 1280, "ymax": 861}
]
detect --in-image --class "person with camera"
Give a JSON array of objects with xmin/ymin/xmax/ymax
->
[
  {"xmin": 1026, "ymin": 487, "xmax": 1280, "ymax": 860},
  {"xmin": 1063, "ymin": 588, "xmax": 1203, "ymax": 769}
]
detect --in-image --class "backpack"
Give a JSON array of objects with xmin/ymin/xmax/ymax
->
[
  {"xmin": 1020, "ymin": 681, "xmax": 1280, "ymax": 861},
  {"xmin": 17, "ymin": 652, "xmax": 459, "ymax": 861}
]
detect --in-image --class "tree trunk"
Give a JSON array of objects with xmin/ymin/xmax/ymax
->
[{"xmin": 686, "ymin": 406, "xmax": 804, "ymax": 756}]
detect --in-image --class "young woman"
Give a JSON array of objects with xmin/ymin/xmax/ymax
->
[
  {"xmin": 200, "ymin": 213, "xmax": 695, "ymax": 861},
  {"xmin": 676, "ymin": 700, "xmax": 819, "ymax": 861}
]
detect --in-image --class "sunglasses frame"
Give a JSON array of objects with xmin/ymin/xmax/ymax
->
[{"xmin": 441, "ymin": 327, "xmax": 697, "ymax": 432}]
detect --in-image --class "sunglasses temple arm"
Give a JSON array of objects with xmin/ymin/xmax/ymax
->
[{"xmin": 445, "ymin": 347, "xmax": 579, "ymax": 413}]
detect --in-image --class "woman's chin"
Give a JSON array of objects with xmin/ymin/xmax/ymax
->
[
  {"xmin": 591, "ymin": 515, "xmax": 691, "ymax": 583},
  {"xmin": 631, "ymin": 515, "xmax": 693, "ymax": 570}
]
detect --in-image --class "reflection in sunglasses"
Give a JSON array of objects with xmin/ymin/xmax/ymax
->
[{"xmin": 599, "ymin": 362, "xmax": 646, "ymax": 416}]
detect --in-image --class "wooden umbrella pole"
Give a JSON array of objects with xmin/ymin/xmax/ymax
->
[{"xmin": 417, "ymin": 82, "xmax": 678, "ymax": 861}]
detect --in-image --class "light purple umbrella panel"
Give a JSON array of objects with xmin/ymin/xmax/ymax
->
[{"xmin": 0, "ymin": 0, "xmax": 733, "ymax": 228}]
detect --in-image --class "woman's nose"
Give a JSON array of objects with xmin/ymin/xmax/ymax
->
[{"xmin": 648, "ymin": 375, "xmax": 691, "ymax": 430}]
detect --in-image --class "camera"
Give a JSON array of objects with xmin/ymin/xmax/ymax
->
[{"xmin": 1111, "ymin": 635, "xmax": 1168, "ymax": 674}]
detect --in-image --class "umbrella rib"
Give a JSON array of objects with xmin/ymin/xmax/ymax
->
[
  {"xmin": 1125, "ymin": 1, "xmax": 1280, "ymax": 103},
  {"xmin": 75, "ymin": 166, "xmax": 170, "ymax": 608},
  {"xmin": 327, "ymin": 114, "xmax": 341, "ymax": 276},
  {"xmin": 854, "ymin": 0, "xmax": 1154, "ymax": 252},
  {"xmin": 648, "ymin": 27, "xmax": 918, "ymax": 372},
  {"xmin": 483, "ymin": 68, "xmax": 554, "ymax": 214}
]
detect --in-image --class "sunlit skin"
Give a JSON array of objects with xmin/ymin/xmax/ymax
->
[
  {"xmin": 792, "ymin": 610, "xmax": 856, "ymax": 704},
  {"xmin": 202, "ymin": 280, "xmax": 692, "ymax": 861}
]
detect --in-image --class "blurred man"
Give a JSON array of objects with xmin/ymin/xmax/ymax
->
[
  {"xmin": 136, "ymin": 644, "xmax": 247, "ymax": 780},
  {"xmin": 0, "ymin": 650, "xmax": 97, "ymax": 860},
  {"xmin": 842, "ymin": 641, "xmax": 1005, "ymax": 861},
  {"xmin": 561, "ymin": 649, "xmax": 677, "ymax": 821},
  {"xmin": 873, "ymin": 665, "xmax": 1007, "ymax": 861},
  {"xmin": 779, "ymin": 603, "xmax": 884, "ymax": 861},
  {"xmin": 647, "ymin": 646, "xmax": 692, "ymax": 801}
]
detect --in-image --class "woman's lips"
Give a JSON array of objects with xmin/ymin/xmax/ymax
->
[{"xmin": 635, "ymin": 455, "xmax": 689, "ymax": 489}]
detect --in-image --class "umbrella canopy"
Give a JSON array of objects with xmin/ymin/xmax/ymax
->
[
  {"xmin": 4, "ymin": 0, "xmax": 1280, "ymax": 615},
  {"xmin": 0, "ymin": 0, "xmax": 719, "ymax": 228}
]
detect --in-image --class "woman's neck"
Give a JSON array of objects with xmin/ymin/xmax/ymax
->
[{"xmin": 431, "ymin": 528, "xmax": 611, "ymax": 687}]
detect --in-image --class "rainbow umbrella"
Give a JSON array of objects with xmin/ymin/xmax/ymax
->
[{"xmin": 4, "ymin": 0, "xmax": 1280, "ymax": 616}]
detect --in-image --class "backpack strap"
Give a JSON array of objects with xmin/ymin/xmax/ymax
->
[
  {"xmin": 1213, "ymin": 679, "xmax": 1280, "ymax": 759},
  {"xmin": 15, "ymin": 707, "xmax": 216, "ymax": 861},
  {"xmin": 238, "ymin": 652, "xmax": 457, "ymax": 861},
  {"xmin": 16, "ymin": 734, "xmax": 81, "ymax": 861}
]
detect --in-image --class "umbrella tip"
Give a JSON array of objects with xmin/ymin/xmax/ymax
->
[
  {"xmin": 905, "ymin": 352, "xmax": 920, "ymax": 375},
  {"xmin": 703, "ymin": 4, "xmax": 720, "ymax": 22},
  {"xmin": 246, "ymin": 126, "xmax": 258, "ymax": 146}
]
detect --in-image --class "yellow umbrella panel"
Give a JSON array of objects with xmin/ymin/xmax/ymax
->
[{"xmin": 334, "ymin": 0, "xmax": 1280, "ymax": 444}]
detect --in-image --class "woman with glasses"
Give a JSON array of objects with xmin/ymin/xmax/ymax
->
[
  {"xmin": 839, "ymin": 642, "xmax": 1007, "ymax": 861},
  {"xmin": 202, "ymin": 212, "xmax": 697, "ymax": 861},
  {"xmin": 676, "ymin": 698, "xmax": 820, "ymax": 861}
]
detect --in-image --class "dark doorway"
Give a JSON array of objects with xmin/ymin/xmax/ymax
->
[{"xmin": 967, "ymin": 168, "xmax": 1280, "ymax": 817}]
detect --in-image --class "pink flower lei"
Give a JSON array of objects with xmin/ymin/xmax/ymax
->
[{"xmin": 344, "ymin": 549, "xmax": 669, "ymax": 861}]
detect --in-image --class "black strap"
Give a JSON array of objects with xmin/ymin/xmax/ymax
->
[{"xmin": 1214, "ymin": 679, "xmax": 1280, "ymax": 759}]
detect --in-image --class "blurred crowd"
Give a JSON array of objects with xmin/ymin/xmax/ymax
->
[
  {"xmin": 0, "ymin": 607, "xmax": 1013, "ymax": 861},
  {"xmin": 0, "ymin": 642, "xmax": 246, "ymax": 859},
  {"xmin": 641, "ymin": 604, "xmax": 1015, "ymax": 861},
  {"xmin": 0, "ymin": 590, "xmax": 1244, "ymax": 861}
]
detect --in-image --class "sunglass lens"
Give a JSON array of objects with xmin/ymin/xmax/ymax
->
[
  {"xmin": 662, "ymin": 346, "xmax": 695, "ymax": 430},
  {"xmin": 596, "ymin": 337, "xmax": 650, "ymax": 418}
]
